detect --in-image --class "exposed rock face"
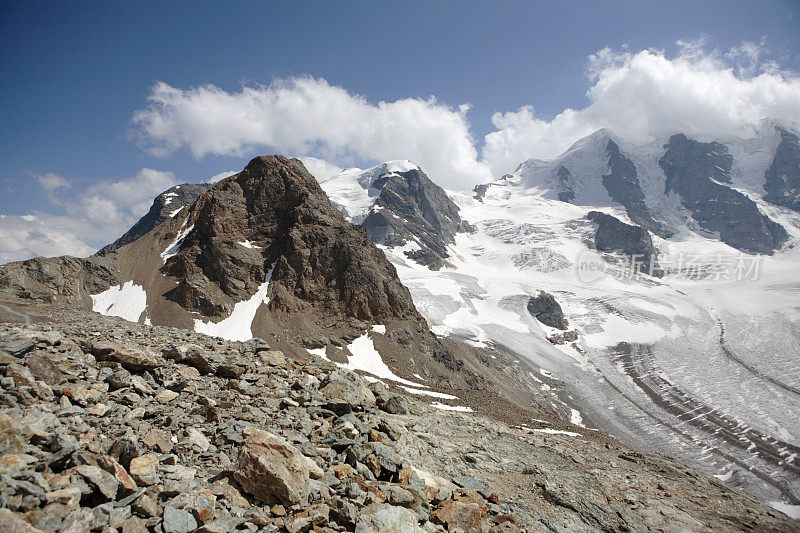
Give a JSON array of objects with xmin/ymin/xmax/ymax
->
[
  {"xmin": 164, "ymin": 156, "xmax": 422, "ymax": 323},
  {"xmin": 101, "ymin": 183, "xmax": 211, "ymax": 253},
  {"xmin": 764, "ymin": 126, "xmax": 800, "ymax": 212},
  {"xmin": 0, "ymin": 255, "xmax": 118, "ymax": 304},
  {"xmin": 360, "ymin": 167, "xmax": 470, "ymax": 270},
  {"xmin": 603, "ymin": 139, "xmax": 669, "ymax": 237},
  {"xmin": 555, "ymin": 166, "xmax": 574, "ymax": 202},
  {"xmin": 526, "ymin": 292, "xmax": 568, "ymax": 330},
  {"xmin": 659, "ymin": 134, "xmax": 787, "ymax": 254},
  {"xmin": 587, "ymin": 211, "xmax": 662, "ymax": 276}
]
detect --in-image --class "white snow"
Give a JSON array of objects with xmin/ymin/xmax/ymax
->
[
  {"xmin": 371, "ymin": 324, "xmax": 386, "ymax": 334},
  {"xmin": 161, "ymin": 221, "xmax": 194, "ymax": 263},
  {"xmin": 332, "ymin": 333, "xmax": 424, "ymax": 387},
  {"xmin": 168, "ymin": 207, "xmax": 184, "ymax": 218},
  {"xmin": 430, "ymin": 402, "xmax": 474, "ymax": 412},
  {"xmin": 322, "ymin": 160, "xmax": 420, "ymax": 223},
  {"xmin": 238, "ymin": 240, "xmax": 262, "ymax": 249},
  {"xmin": 570, "ymin": 408, "xmax": 585, "ymax": 428},
  {"xmin": 91, "ymin": 281, "xmax": 148, "ymax": 323},
  {"xmin": 769, "ymin": 501, "xmax": 800, "ymax": 519},
  {"xmin": 399, "ymin": 386, "xmax": 456, "ymax": 399},
  {"xmin": 193, "ymin": 264, "xmax": 275, "ymax": 342}
]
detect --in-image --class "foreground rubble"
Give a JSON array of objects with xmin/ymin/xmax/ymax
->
[{"xmin": 0, "ymin": 308, "xmax": 796, "ymax": 532}]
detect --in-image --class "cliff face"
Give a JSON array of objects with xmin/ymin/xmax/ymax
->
[
  {"xmin": 659, "ymin": 134, "xmax": 788, "ymax": 254},
  {"xmin": 764, "ymin": 126, "xmax": 800, "ymax": 212},
  {"xmin": 360, "ymin": 166, "xmax": 470, "ymax": 270}
]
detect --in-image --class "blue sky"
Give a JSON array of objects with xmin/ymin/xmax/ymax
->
[{"xmin": 1, "ymin": 0, "xmax": 799, "ymax": 261}]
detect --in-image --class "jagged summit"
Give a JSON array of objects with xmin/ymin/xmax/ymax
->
[
  {"xmin": 323, "ymin": 161, "xmax": 469, "ymax": 270},
  {"xmin": 100, "ymin": 182, "xmax": 211, "ymax": 253}
]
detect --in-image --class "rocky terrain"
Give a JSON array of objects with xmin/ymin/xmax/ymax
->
[
  {"xmin": 586, "ymin": 211, "xmax": 662, "ymax": 276},
  {"xmin": 0, "ymin": 302, "xmax": 796, "ymax": 532}
]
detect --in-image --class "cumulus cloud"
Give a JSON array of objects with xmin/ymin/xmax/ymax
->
[
  {"xmin": 0, "ymin": 169, "xmax": 177, "ymax": 264},
  {"xmin": 207, "ymin": 170, "xmax": 238, "ymax": 184},
  {"xmin": 299, "ymin": 156, "xmax": 344, "ymax": 182},
  {"xmin": 124, "ymin": 40, "xmax": 800, "ymax": 186},
  {"xmin": 129, "ymin": 77, "xmax": 491, "ymax": 187},
  {"xmin": 483, "ymin": 41, "xmax": 800, "ymax": 175}
]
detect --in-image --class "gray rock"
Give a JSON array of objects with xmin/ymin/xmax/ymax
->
[
  {"xmin": 355, "ymin": 503, "xmax": 424, "ymax": 532},
  {"xmin": 163, "ymin": 504, "xmax": 198, "ymax": 533},
  {"xmin": 526, "ymin": 292, "xmax": 568, "ymax": 330},
  {"xmin": 660, "ymin": 133, "xmax": 787, "ymax": 254}
]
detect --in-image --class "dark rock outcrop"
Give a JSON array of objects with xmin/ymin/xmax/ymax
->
[
  {"xmin": 764, "ymin": 126, "xmax": 800, "ymax": 212},
  {"xmin": 164, "ymin": 156, "xmax": 423, "ymax": 323},
  {"xmin": 659, "ymin": 134, "xmax": 787, "ymax": 254},
  {"xmin": 587, "ymin": 212, "xmax": 662, "ymax": 276},
  {"xmin": 101, "ymin": 183, "xmax": 211, "ymax": 253},
  {"xmin": 361, "ymin": 167, "xmax": 470, "ymax": 270},
  {"xmin": 527, "ymin": 292, "xmax": 568, "ymax": 330},
  {"xmin": 603, "ymin": 139, "xmax": 669, "ymax": 237},
  {"xmin": 555, "ymin": 166, "xmax": 575, "ymax": 202}
]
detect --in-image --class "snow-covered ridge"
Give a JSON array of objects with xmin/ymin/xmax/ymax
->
[{"xmin": 322, "ymin": 160, "xmax": 420, "ymax": 223}]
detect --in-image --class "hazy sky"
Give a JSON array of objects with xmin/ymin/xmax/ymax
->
[{"xmin": 1, "ymin": 0, "xmax": 799, "ymax": 262}]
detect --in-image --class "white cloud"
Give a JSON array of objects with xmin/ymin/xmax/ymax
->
[
  {"xmin": 1, "ymin": 169, "xmax": 177, "ymax": 264},
  {"xmin": 0, "ymin": 214, "xmax": 95, "ymax": 264},
  {"xmin": 299, "ymin": 156, "xmax": 343, "ymax": 182},
  {"xmin": 129, "ymin": 77, "xmax": 491, "ymax": 188},
  {"xmin": 130, "ymin": 44, "xmax": 800, "ymax": 186},
  {"xmin": 207, "ymin": 170, "xmax": 237, "ymax": 184},
  {"xmin": 483, "ymin": 42, "xmax": 800, "ymax": 176}
]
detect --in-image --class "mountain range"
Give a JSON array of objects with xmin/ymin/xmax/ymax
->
[{"xmin": 1, "ymin": 120, "xmax": 799, "ymax": 523}]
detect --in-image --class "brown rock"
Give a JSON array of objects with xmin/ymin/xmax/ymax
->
[
  {"xmin": 0, "ymin": 508, "xmax": 41, "ymax": 532},
  {"xmin": 95, "ymin": 453, "xmax": 138, "ymax": 496},
  {"xmin": 73, "ymin": 464, "xmax": 119, "ymax": 501},
  {"xmin": 234, "ymin": 427, "xmax": 310, "ymax": 505},
  {"xmin": 129, "ymin": 454, "xmax": 160, "ymax": 486},
  {"xmin": 25, "ymin": 352, "xmax": 64, "ymax": 385},
  {"xmin": 91, "ymin": 341, "xmax": 162, "ymax": 372}
]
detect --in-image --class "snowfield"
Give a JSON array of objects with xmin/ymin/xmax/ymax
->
[
  {"xmin": 91, "ymin": 281, "xmax": 148, "ymax": 322},
  {"xmin": 193, "ymin": 264, "xmax": 275, "ymax": 342}
]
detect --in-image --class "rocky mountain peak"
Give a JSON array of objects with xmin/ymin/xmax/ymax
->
[
  {"xmin": 660, "ymin": 134, "xmax": 788, "ymax": 254},
  {"xmin": 163, "ymin": 155, "xmax": 423, "ymax": 325}
]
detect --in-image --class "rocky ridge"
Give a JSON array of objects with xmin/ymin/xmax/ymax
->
[
  {"xmin": 0, "ymin": 304, "xmax": 796, "ymax": 532},
  {"xmin": 101, "ymin": 184, "xmax": 211, "ymax": 254},
  {"xmin": 322, "ymin": 163, "xmax": 470, "ymax": 270}
]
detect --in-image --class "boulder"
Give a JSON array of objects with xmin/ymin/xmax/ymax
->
[
  {"xmin": 234, "ymin": 427, "xmax": 310, "ymax": 505},
  {"xmin": 91, "ymin": 341, "xmax": 161, "ymax": 372}
]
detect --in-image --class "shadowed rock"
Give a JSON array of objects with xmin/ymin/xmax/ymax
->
[{"xmin": 659, "ymin": 134, "xmax": 787, "ymax": 254}]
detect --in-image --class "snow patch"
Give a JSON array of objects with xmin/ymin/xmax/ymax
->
[
  {"xmin": 371, "ymin": 324, "xmax": 386, "ymax": 334},
  {"xmin": 238, "ymin": 240, "xmax": 262, "ymax": 249},
  {"xmin": 91, "ymin": 281, "xmax": 148, "ymax": 323},
  {"xmin": 161, "ymin": 220, "xmax": 194, "ymax": 263},
  {"xmin": 193, "ymin": 264, "xmax": 274, "ymax": 342},
  {"xmin": 430, "ymin": 402, "xmax": 474, "ymax": 412},
  {"xmin": 769, "ymin": 501, "xmax": 800, "ymax": 519}
]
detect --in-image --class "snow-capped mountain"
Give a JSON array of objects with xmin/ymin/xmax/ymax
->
[
  {"xmin": 323, "ymin": 160, "xmax": 470, "ymax": 269},
  {"xmin": 321, "ymin": 122, "xmax": 800, "ymax": 509}
]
